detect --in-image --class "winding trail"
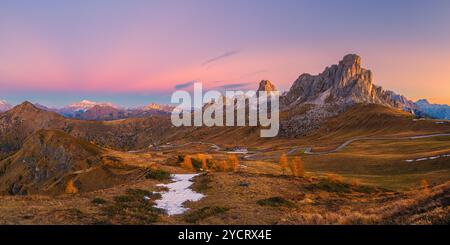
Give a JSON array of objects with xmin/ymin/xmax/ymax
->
[
  {"xmin": 157, "ymin": 141, "xmax": 221, "ymax": 151},
  {"xmin": 286, "ymin": 133, "xmax": 450, "ymax": 156},
  {"xmin": 153, "ymin": 133, "xmax": 450, "ymax": 160}
]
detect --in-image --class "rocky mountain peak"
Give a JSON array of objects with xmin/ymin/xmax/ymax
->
[
  {"xmin": 258, "ymin": 80, "xmax": 277, "ymax": 92},
  {"xmin": 282, "ymin": 54, "xmax": 413, "ymax": 111},
  {"xmin": 278, "ymin": 54, "xmax": 417, "ymax": 136},
  {"xmin": 341, "ymin": 54, "xmax": 361, "ymax": 68},
  {"xmin": 142, "ymin": 102, "xmax": 174, "ymax": 113},
  {"xmin": 10, "ymin": 101, "xmax": 40, "ymax": 112},
  {"xmin": 144, "ymin": 103, "xmax": 161, "ymax": 110},
  {"xmin": 65, "ymin": 100, "xmax": 117, "ymax": 112}
]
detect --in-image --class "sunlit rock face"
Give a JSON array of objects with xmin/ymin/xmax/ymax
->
[
  {"xmin": 258, "ymin": 80, "xmax": 277, "ymax": 93},
  {"xmin": 281, "ymin": 54, "xmax": 415, "ymax": 112},
  {"xmin": 277, "ymin": 54, "xmax": 417, "ymax": 137}
]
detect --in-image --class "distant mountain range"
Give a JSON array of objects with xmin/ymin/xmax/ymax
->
[
  {"xmin": 415, "ymin": 99, "xmax": 450, "ymax": 120},
  {"xmin": 1, "ymin": 54, "xmax": 449, "ymax": 123},
  {"xmin": 0, "ymin": 99, "xmax": 174, "ymax": 121}
]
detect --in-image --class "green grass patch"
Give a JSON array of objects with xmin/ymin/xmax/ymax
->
[
  {"xmin": 126, "ymin": 188, "xmax": 153, "ymax": 197},
  {"xmin": 145, "ymin": 169, "xmax": 171, "ymax": 180},
  {"xmin": 102, "ymin": 189, "xmax": 164, "ymax": 224},
  {"xmin": 113, "ymin": 195, "xmax": 134, "ymax": 203},
  {"xmin": 257, "ymin": 197, "xmax": 295, "ymax": 208},
  {"xmin": 177, "ymin": 155, "xmax": 185, "ymax": 163},
  {"xmin": 191, "ymin": 158, "xmax": 202, "ymax": 170},
  {"xmin": 67, "ymin": 208, "xmax": 84, "ymax": 218},
  {"xmin": 302, "ymin": 180, "xmax": 381, "ymax": 194},
  {"xmin": 191, "ymin": 174, "xmax": 212, "ymax": 193},
  {"xmin": 91, "ymin": 198, "xmax": 107, "ymax": 205},
  {"xmin": 184, "ymin": 206, "xmax": 229, "ymax": 223}
]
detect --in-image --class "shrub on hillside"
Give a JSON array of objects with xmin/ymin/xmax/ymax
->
[
  {"xmin": 257, "ymin": 197, "xmax": 295, "ymax": 208},
  {"xmin": 184, "ymin": 206, "xmax": 230, "ymax": 223},
  {"xmin": 145, "ymin": 169, "xmax": 171, "ymax": 180},
  {"xmin": 91, "ymin": 198, "xmax": 107, "ymax": 205}
]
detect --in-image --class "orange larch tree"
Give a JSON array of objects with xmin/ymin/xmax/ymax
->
[
  {"xmin": 65, "ymin": 179, "xmax": 78, "ymax": 194},
  {"xmin": 290, "ymin": 156, "xmax": 305, "ymax": 177},
  {"xmin": 279, "ymin": 153, "xmax": 288, "ymax": 175},
  {"xmin": 183, "ymin": 155, "xmax": 194, "ymax": 170},
  {"xmin": 228, "ymin": 155, "xmax": 239, "ymax": 172},
  {"xmin": 420, "ymin": 179, "xmax": 430, "ymax": 193},
  {"xmin": 220, "ymin": 160, "xmax": 228, "ymax": 172}
]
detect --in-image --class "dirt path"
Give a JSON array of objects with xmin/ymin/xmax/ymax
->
[
  {"xmin": 287, "ymin": 133, "xmax": 450, "ymax": 156},
  {"xmin": 158, "ymin": 141, "xmax": 221, "ymax": 151},
  {"xmin": 151, "ymin": 133, "xmax": 450, "ymax": 160}
]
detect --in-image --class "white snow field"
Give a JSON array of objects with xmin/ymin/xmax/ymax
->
[{"xmin": 155, "ymin": 174, "xmax": 204, "ymax": 216}]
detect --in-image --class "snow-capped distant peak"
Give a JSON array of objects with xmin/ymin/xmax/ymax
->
[
  {"xmin": 415, "ymin": 99, "xmax": 450, "ymax": 120},
  {"xmin": 144, "ymin": 102, "xmax": 162, "ymax": 110},
  {"xmin": 142, "ymin": 102, "xmax": 174, "ymax": 112},
  {"xmin": 0, "ymin": 99, "xmax": 12, "ymax": 112},
  {"xmin": 65, "ymin": 100, "xmax": 118, "ymax": 112}
]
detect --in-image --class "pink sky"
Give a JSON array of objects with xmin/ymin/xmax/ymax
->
[{"xmin": 0, "ymin": 0, "xmax": 449, "ymax": 106}]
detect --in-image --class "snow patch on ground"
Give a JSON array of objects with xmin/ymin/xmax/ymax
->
[
  {"xmin": 404, "ymin": 154, "xmax": 450, "ymax": 163},
  {"xmin": 155, "ymin": 174, "xmax": 204, "ymax": 216}
]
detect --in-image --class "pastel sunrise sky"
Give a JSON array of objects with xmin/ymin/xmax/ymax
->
[{"xmin": 1, "ymin": 0, "xmax": 450, "ymax": 107}]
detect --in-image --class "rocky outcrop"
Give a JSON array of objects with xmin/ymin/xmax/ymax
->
[
  {"xmin": 0, "ymin": 102, "xmax": 67, "ymax": 157},
  {"xmin": 258, "ymin": 80, "xmax": 277, "ymax": 92},
  {"xmin": 278, "ymin": 54, "xmax": 417, "ymax": 137},
  {"xmin": 0, "ymin": 130, "xmax": 103, "ymax": 195},
  {"xmin": 282, "ymin": 54, "xmax": 415, "ymax": 111}
]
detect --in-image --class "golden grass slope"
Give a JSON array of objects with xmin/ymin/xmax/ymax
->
[{"xmin": 0, "ymin": 130, "xmax": 141, "ymax": 195}]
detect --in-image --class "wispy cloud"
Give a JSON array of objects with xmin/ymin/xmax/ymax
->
[
  {"xmin": 214, "ymin": 82, "xmax": 253, "ymax": 90},
  {"xmin": 202, "ymin": 50, "xmax": 241, "ymax": 66},
  {"xmin": 240, "ymin": 69, "xmax": 268, "ymax": 78},
  {"xmin": 174, "ymin": 80, "xmax": 196, "ymax": 89}
]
